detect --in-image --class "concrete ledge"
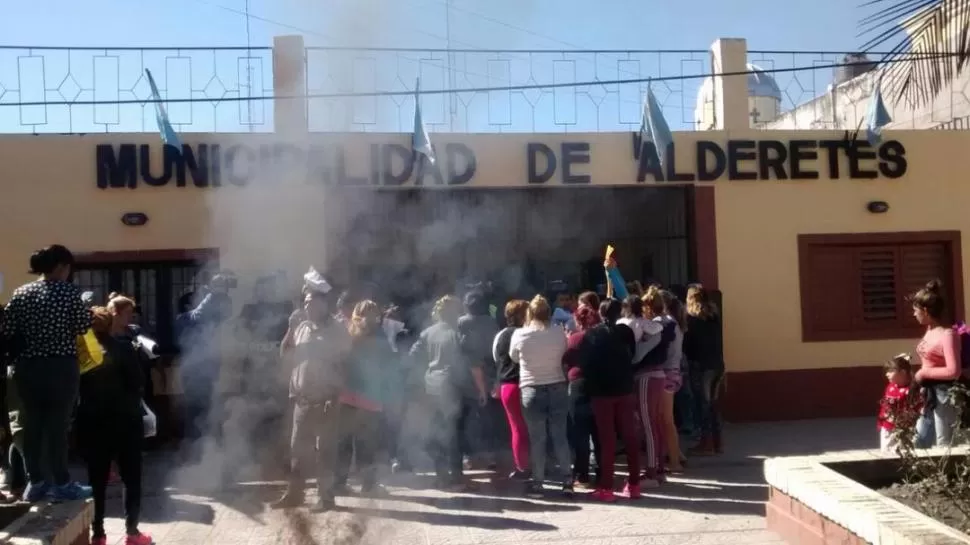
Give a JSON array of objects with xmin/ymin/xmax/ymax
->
[
  {"xmin": 764, "ymin": 447, "xmax": 970, "ymax": 545},
  {"xmin": 0, "ymin": 500, "xmax": 92, "ymax": 545}
]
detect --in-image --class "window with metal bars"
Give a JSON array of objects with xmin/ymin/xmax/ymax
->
[
  {"xmin": 72, "ymin": 260, "xmax": 207, "ymax": 354},
  {"xmin": 798, "ymin": 232, "xmax": 962, "ymax": 342}
]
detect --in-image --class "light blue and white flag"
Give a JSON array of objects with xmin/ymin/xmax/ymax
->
[
  {"xmin": 412, "ymin": 78, "xmax": 435, "ymax": 165},
  {"xmin": 639, "ymin": 83, "xmax": 673, "ymax": 167},
  {"xmin": 865, "ymin": 78, "xmax": 892, "ymax": 146},
  {"xmin": 144, "ymin": 68, "xmax": 181, "ymax": 149}
]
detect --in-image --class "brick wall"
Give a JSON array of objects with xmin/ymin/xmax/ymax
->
[{"xmin": 766, "ymin": 487, "xmax": 869, "ymax": 545}]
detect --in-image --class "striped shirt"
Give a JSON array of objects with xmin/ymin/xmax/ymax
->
[{"xmin": 509, "ymin": 324, "xmax": 567, "ymax": 387}]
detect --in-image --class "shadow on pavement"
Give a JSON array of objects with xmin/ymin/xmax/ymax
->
[
  {"xmin": 124, "ymin": 495, "xmax": 217, "ymax": 525},
  {"xmin": 334, "ymin": 504, "xmax": 559, "ymax": 531},
  {"xmin": 384, "ymin": 492, "xmax": 582, "ymax": 513}
]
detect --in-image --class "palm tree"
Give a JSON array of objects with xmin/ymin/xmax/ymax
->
[{"xmin": 861, "ymin": 0, "xmax": 970, "ymax": 107}]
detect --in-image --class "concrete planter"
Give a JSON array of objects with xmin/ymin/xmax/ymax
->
[
  {"xmin": 764, "ymin": 448, "xmax": 970, "ymax": 545},
  {"xmin": 0, "ymin": 500, "xmax": 92, "ymax": 545}
]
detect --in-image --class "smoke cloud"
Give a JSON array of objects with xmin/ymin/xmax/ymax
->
[{"xmin": 165, "ymin": 4, "xmax": 682, "ymax": 544}]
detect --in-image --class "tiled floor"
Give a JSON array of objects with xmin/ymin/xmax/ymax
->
[{"xmin": 97, "ymin": 417, "xmax": 874, "ymax": 544}]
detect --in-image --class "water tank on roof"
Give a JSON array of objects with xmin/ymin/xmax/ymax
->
[{"xmin": 834, "ymin": 53, "xmax": 877, "ymax": 86}]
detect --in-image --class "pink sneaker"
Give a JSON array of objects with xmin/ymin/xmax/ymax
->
[
  {"xmin": 623, "ymin": 483, "xmax": 642, "ymax": 499},
  {"xmin": 91, "ymin": 537, "xmax": 107, "ymax": 545},
  {"xmin": 125, "ymin": 532, "xmax": 154, "ymax": 545},
  {"xmin": 591, "ymin": 488, "xmax": 616, "ymax": 503}
]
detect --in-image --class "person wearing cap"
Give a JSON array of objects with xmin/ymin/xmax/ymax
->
[{"xmin": 272, "ymin": 271, "xmax": 352, "ymax": 511}]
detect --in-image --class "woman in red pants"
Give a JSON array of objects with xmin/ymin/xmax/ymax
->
[
  {"xmin": 491, "ymin": 300, "xmax": 530, "ymax": 479},
  {"xmin": 577, "ymin": 299, "xmax": 641, "ymax": 502}
]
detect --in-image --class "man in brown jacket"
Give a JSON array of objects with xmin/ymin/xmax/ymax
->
[{"xmin": 271, "ymin": 285, "xmax": 351, "ymax": 512}]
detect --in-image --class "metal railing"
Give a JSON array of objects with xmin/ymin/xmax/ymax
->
[
  {"xmin": 0, "ymin": 45, "xmax": 949, "ymax": 134},
  {"xmin": 304, "ymin": 46, "xmax": 712, "ymax": 133},
  {"xmin": 0, "ymin": 46, "xmax": 275, "ymax": 134}
]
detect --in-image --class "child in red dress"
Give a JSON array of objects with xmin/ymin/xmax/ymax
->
[{"xmin": 878, "ymin": 354, "xmax": 921, "ymax": 453}]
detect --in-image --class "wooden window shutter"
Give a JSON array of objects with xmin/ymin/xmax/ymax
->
[
  {"xmin": 804, "ymin": 245, "xmax": 857, "ymax": 334},
  {"xmin": 857, "ymin": 246, "xmax": 900, "ymax": 327},
  {"xmin": 798, "ymin": 231, "xmax": 962, "ymax": 342},
  {"xmin": 900, "ymin": 242, "xmax": 950, "ymax": 320}
]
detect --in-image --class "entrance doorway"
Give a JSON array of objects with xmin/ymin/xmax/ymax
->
[
  {"xmin": 73, "ymin": 254, "xmax": 215, "ymax": 353},
  {"xmin": 323, "ymin": 186, "xmax": 692, "ymax": 302}
]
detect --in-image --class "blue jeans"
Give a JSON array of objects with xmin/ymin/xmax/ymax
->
[
  {"xmin": 689, "ymin": 365, "xmax": 724, "ymax": 438},
  {"xmin": 521, "ymin": 382, "xmax": 571, "ymax": 484},
  {"xmin": 674, "ymin": 365, "xmax": 695, "ymax": 436},
  {"xmin": 915, "ymin": 383, "xmax": 961, "ymax": 448}
]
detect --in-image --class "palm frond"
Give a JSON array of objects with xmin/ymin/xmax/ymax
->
[{"xmin": 859, "ymin": 0, "xmax": 970, "ymax": 107}]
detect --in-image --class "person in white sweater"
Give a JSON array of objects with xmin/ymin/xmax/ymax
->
[{"xmin": 509, "ymin": 295, "xmax": 572, "ymax": 497}]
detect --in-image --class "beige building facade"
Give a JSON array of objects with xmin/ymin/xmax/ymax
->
[{"xmin": 0, "ymin": 36, "xmax": 966, "ymax": 421}]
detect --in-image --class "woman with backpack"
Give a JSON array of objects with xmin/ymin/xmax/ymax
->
[{"xmin": 911, "ymin": 280, "xmax": 965, "ymax": 447}]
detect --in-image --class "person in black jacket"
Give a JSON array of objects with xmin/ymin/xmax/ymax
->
[
  {"xmin": 684, "ymin": 285, "xmax": 724, "ymax": 456},
  {"xmin": 577, "ymin": 299, "xmax": 641, "ymax": 503},
  {"xmin": 458, "ymin": 290, "xmax": 501, "ymax": 470},
  {"xmin": 492, "ymin": 300, "xmax": 529, "ymax": 480},
  {"xmin": 561, "ymin": 304, "xmax": 602, "ymax": 487},
  {"xmin": 79, "ymin": 298, "xmax": 152, "ymax": 545}
]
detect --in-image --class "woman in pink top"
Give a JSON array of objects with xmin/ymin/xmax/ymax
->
[{"xmin": 911, "ymin": 280, "xmax": 963, "ymax": 447}]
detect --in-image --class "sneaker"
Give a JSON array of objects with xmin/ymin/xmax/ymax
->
[
  {"xmin": 49, "ymin": 482, "xmax": 92, "ymax": 502},
  {"xmin": 508, "ymin": 469, "xmax": 530, "ymax": 481},
  {"xmin": 591, "ymin": 488, "xmax": 616, "ymax": 503},
  {"xmin": 561, "ymin": 482, "xmax": 574, "ymax": 498},
  {"xmin": 640, "ymin": 478, "xmax": 661, "ymax": 489},
  {"xmin": 523, "ymin": 481, "xmax": 544, "ymax": 497},
  {"xmin": 623, "ymin": 483, "xmax": 642, "ymax": 499},
  {"xmin": 91, "ymin": 537, "xmax": 108, "ymax": 545},
  {"xmin": 22, "ymin": 481, "xmax": 49, "ymax": 503},
  {"xmin": 125, "ymin": 532, "xmax": 154, "ymax": 545}
]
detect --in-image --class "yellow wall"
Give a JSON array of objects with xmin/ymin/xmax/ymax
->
[
  {"xmin": 712, "ymin": 129, "xmax": 970, "ymax": 373},
  {"xmin": 0, "ymin": 129, "xmax": 964, "ymax": 375},
  {"xmin": 0, "ymin": 131, "xmax": 652, "ymax": 297}
]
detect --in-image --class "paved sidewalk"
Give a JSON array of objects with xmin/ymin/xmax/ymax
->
[{"xmin": 97, "ymin": 418, "xmax": 874, "ymax": 545}]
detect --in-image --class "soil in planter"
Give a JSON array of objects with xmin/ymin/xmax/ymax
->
[
  {"xmin": 880, "ymin": 482, "xmax": 970, "ymax": 532},
  {"xmin": 0, "ymin": 502, "xmax": 30, "ymax": 530}
]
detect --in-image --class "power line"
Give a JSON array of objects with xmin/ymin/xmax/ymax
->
[
  {"xmin": 0, "ymin": 56, "xmax": 945, "ymax": 108},
  {"xmin": 168, "ymin": 0, "xmax": 648, "ymax": 103},
  {"xmin": 179, "ymin": 0, "xmax": 514, "ymax": 96}
]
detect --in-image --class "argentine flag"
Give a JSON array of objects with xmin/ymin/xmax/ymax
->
[
  {"xmin": 412, "ymin": 78, "xmax": 435, "ymax": 165},
  {"xmin": 865, "ymin": 79, "xmax": 892, "ymax": 146},
  {"xmin": 639, "ymin": 83, "xmax": 674, "ymax": 168},
  {"xmin": 144, "ymin": 68, "xmax": 182, "ymax": 149}
]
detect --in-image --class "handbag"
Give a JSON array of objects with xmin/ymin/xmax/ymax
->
[
  {"xmin": 77, "ymin": 330, "xmax": 105, "ymax": 374},
  {"xmin": 140, "ymin": 400, "xmax": 157, "ymax": 439}
]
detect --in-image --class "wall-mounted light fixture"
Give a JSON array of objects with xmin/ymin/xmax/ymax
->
[
  {"xmin": 866, "ymin": 201, "xmax": 890, "ymax": 214},
  {"xmin": 121, "ymin": 212, "xmax": 149, "ymax": 227}
]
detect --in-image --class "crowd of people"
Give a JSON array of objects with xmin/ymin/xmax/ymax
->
[
  {"xmin": 270, "ymin": 254, "xmax": 727, "ymax": 508},
  {"xmin": 0, "ymin": 243, "xmax": 732, "ymax": 541},
  {"xmin": 1, "ymin": 240, "xmax": 969, "ymax": 543}
]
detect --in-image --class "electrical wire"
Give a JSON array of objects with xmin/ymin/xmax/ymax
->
[{"xmin": 0, "ymin": 54, "xmax": 954, "ymax": 108}]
